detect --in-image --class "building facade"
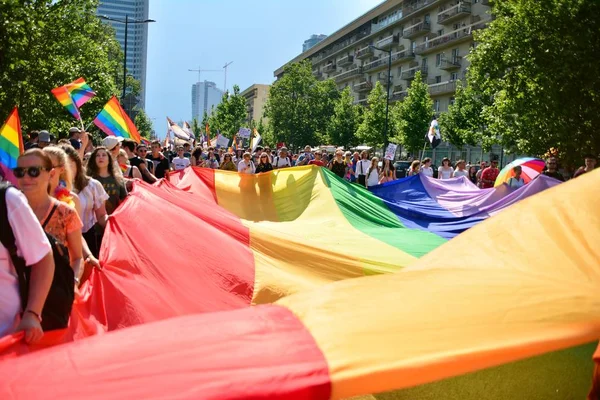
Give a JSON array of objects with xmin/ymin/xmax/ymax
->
[
  {"xmin": 276, "ymin": 0, "xmax": 491, "ymax": 114},
  {"xmin": 240, "ymin": 84, "xmax": 271, "ymax": 124},
  {"xmin": 303, "ymin": 34, "xmax": 328, "ymax": 52},
  {"xmin": 192, "ymin": 81, "xmax": 224, "ymax": 122},
  {"xmin": 97, "ymin": 0, "xmax": 151, "ymax": 109}
]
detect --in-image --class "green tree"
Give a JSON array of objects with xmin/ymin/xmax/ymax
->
[
  {"xmin": 134, "ymin": 108, "xmax": 153, "ymax": 139},
  {"xmin": 265, "ymin": 60, "xmax": 339, "ymax": 147},
  {"xmin": 208, "ymin": 85, "xmax": 247, "ymax": 138},
  {"xmin": 192, "ymin": 118, "xmax": 202, "ymax": 142},
  {"xmin": 449, "ymin": 0, "xmax": 600, "ymax": 166},
  {"xmin": 438, "ymin": 82, "xmax": 487, "ymax": 148},
  {"xmin": 0, "ymin": 0, "xmax": 123, "ymax": 135},
  {"xmin": 356, "ymin": 81, "xmax": 387, "ymax": 148},
  {"xmin": 327, "ymin": 87, "xmax": 361, "ymax": 148},
  {"xmin": 393, "ymin": 71, "xmax": 433, "ymax": 155}
]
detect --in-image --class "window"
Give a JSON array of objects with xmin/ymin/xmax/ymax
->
[
  {"xmin": 450, "ymin": 97, "xmax": 456, "ymax": 106},
  {"xmin": 433, "ymin": 99, "xmax": 440, "ymax": 112},
  {"xmin": 424, "ymin": 14, "xmax": 431, "ymax": 24},
  {"xmin": 437, "ymin": 29, "xmax": 444, "ymax": 36},
  {"xmin": 412, "ymin": 41, "xmax": 417, "ymax": 52},
  {"xmin": 451, "ymin": 72, "xmax": 459, "ymax": 81},
  {"xmin": 436, "ymin": 53, "xmax": 442, "ymax": 67},
  {"xmin": 435, "ymin": 75, "xmax": 442, "ymax": 83},
  {"xmin": 397, "ymin": 66, "xmax": 403, "ymax": 76},
  {"xmin": 422, "ymin": 57, "xmax": 428, "ymax": 68},
  {"xmin": 452, "ymin": 48, "xmax": 459, "ymax": 60}
]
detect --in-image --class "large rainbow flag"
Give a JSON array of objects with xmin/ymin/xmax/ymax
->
[
  {"xmin": 370, "ymin": 173, "xmax": 560, "ymax": 238},
  {"xmin": 93, "ymin": 96, "xmax": 141, "ymax": 143},
  {"xmin": 50, "ymin": 77, "xmax": 96, "ymax": 120},
  {"xmin": 0, "ymin": 108, "xmax": 23, "ymax": 185},
  {"xmin": 0, "ymin": 168, "xmax": 598, "ymax": 398}
]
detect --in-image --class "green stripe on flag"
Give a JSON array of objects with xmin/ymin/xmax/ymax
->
[{"xmin": 321, "ymin": 168, "xmax": 446, "ymax": 258}]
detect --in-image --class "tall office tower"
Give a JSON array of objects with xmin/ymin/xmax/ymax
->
[
  {"xmin": 97, "ymin": 0, "xmax": 150, "ymax": 109},
  {"xmin": 303, "ymin": 34, "xmax": 328, "ymax": 52},
  {"xmin": 192, "ymin": 81, "xmax": 225, "ymax": 122}
]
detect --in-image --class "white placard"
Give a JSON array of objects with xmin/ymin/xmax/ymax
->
[{"xmin": 384, "ymin": 143, "xmax": 397, "ymax": 160}]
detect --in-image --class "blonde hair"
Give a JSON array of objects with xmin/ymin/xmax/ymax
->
[
  {"xmin": 43, "ymin": 145, "xmax": 73, "ymax": 192},
  {"xmin": 118, "ymin": 149, "xmax": 129, "ymax": 164}
]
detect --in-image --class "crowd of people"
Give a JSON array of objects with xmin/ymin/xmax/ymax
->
[{"xmin": 0, "ymin": 127, "xmax": 598, "ymax": 344}]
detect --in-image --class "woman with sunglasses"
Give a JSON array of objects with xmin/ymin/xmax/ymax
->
[
  {"xmin": 255, "ymin": 153, "xmax": 273, "ymax": 174},
  {"xmin": 86, "ymin": 147, "xmax": 127, "ymax": 215},
  {"xmin": 14, "ymin": 149, "xmax": 84, "ymax": 286},
  {"xmin": 220, "ymin": 153, "xmax": 237, "ymax": 171},
  {"xmin": 59, "ymin": 144, "xmax": 108, "ymax": 259}
]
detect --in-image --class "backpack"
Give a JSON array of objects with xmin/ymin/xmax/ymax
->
[{"xmin": 0, "ymin": 183, "xmax": 75, "ymax": 331}]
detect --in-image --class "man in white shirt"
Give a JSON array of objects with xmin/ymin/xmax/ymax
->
[
  {"xmin": 171, "ymin": 146, "xmax": 191, "ymax": 171},
  {"xmin": 0, "ymin": 185, "xmax": 54, "ymax": 344},
  {"xmin": 272, "ymin": 147, "xmax": 292, "ymax": 169},
  {"xmin": 238, "ymin": 152, "xmax": 256, "ymax": 174},
  {"xmin": 453, "ymin": 159, "xmax": 469, "ymax": 178}
]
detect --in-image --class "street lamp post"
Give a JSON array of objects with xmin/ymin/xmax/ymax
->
[
  {"xmin": 369, "ymin": 45, "xmax": 392, "ymax": 151},
  {"xmin": 99, "ymin": 15, "xmax": 155, "ymax": 101}
]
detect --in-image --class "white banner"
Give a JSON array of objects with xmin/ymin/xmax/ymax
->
[
  {"xmin": 384, "ymin": 143, "xmax": 397, "ymax": 160},
  {"xmin": 238, "ymin": 127, "xmax": 251, "ymax": 139},
  {"xmin": 216, "ymin": 134, "xmax": 230, "ymax": 149}
]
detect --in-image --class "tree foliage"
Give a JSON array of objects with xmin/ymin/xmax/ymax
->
[
  {"xmin": 207, "ymin": 85, "xmax": 247, "ymax": 138},
  {"xmin": 356, "ymin": 81, "xmax": 387, "ymax": 148},
  {"xmin": 192, "ymin": 117, "xmax": 202, "ymax": 142},
  {"xmin": 393, "ymin": 71, "xmax": 433, "ymax": 155},
  {"xmin": 134, "ymin": 108, "xmax": 153, "ymax": 139},
  {"xmin": 265, "ymin": 60, "xmax": 340, "ymax": 148},
  {"xmin": 326, "ymin": 87, "xmax": 361, "ymax": 148},
  {"xmin": 0, "ymin": 0, "xmax": 124, "ymax": 136},
  {"xmin": 444, "ymin": 0, "xmax": 600, "ymax": 166}
]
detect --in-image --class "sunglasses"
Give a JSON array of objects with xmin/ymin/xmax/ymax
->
[{"xmin": 13, "ymin": 166, "xmax": 50, "ymax": 178}]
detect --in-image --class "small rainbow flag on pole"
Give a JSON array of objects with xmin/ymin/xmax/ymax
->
[
  {"xmin": 0, "ymin": 108, "xmax": 23, "ymax": 185},
  {"xmin": 51, "ymin": 77, "xmax": 96, "ymax": 121},
  {"xmin": 93, "ymin": 96, "xmax": 141, "ymax": 143}
]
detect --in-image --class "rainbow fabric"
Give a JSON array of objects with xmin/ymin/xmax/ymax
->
[
  {"xmin": 1, "ymin": 168, "xmax": 599, "ymax": 399},
  {"xmin": 93, "ymin": 96, "xmax": 141, "ymax": 143},
  {"xmin": 0, "ymin": 108, "xmax": 23, "ymax": 185},
  {"xmin": 370, "ymin": 173, "xmax": 560, "ymax": 238},
  {"xmin": 50, "ymin": 77, "xmax": 95, "ymax": 120}
]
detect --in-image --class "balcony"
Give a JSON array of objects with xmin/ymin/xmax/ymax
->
[
  {"xmin": 338, "ymin": 54, "xmax": 355, "ymax": 67},
  {"xmin": 362, "ymin": 57, "xmax": 388, "ymax": 73},
  {"xmin": 356, "ymin": 46, "xmax": 375, "ymax": 60},
  {"xmin": 313, "ymin": 70, "xmax": 324, "ymax": 79},
  {"xmin": 401, "ymin": 66, "xmax": 428, "ymax": 80},
  {"xmin": 403, "ymin": 21, "xmax": 431, "ymax": 39},
  {"xmin": 438, "ymin": 2, "xmax": 472, "ymax": 25},
  {"xmin": 391, "ymin": 49, "xmax": 416, "ymax": 65},
  {"xmin": 389, "ymin": 50, "xmax": 414, "ymax": 66},
  {"xmin": 428, "ymin": 80, "xmax": 458, "ymax": 96},
  {"xmin": 391, "ymin": 85, "xmax": 407, "ymax": 101},
  {"xmin": 414, "ymin": 25, "xmax": 475, "ymax": 55},
  {"xmin": 355, "ymin": 93, "xmax": 369, "ymax": 105},
  {"xmin": 323, "ymin": 63, "xmax": 336, "ymax": 73},
  {"xmin": 403, "ymin": 0, "xmax": 443, "ymax": 18},
  {"xmin": 354, "ymin": 79, "xmax": 373, "ymax": 93},
  {"xmin": 335, "ymin": 67, "xmax": 362, "ymax": 83},
  {"xmin": 439, "ymin": 56, "xmax": 462, "ymax": 70},
  {"xmin": 377, "ymin": 74, "xmax": 392, "ymax": 86},
  {"xmin": 376, "ymin": 34, "xmax": 400, "ymax": 50}
]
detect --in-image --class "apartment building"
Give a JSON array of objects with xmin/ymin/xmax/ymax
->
[
  {"xmin": 240, "ymin": 84, "xmax": 271, "ymax": 124},
  {"xmin": 274, "ymin": 0, "xmax": 491, "ymax": 114}
]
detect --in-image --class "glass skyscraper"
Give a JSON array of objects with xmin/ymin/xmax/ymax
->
[
  {"xmin": 192, "ymin": 81, "xmax": 224, "ymax": 122},
  {"xmin": 97, "ymin": 0, "xmax": 150, "ymax": 109}
]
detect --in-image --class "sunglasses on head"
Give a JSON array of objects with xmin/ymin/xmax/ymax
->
[{"xmin": 13, "ymin": 166, "xmax": 50, "ymax": 178}]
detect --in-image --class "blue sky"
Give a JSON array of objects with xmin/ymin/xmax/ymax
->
[{"xmin": 145, "ymin": 0, "xmax": 383, "ymax": 137}]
